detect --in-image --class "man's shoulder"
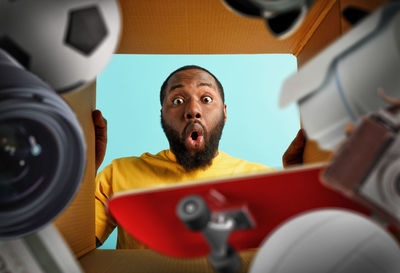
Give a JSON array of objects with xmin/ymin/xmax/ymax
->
[
  {"xmin": 96, "ymin": 150, "xmax": 176, "ymax": 193},
  {"xmin": 110, "ymin": 150, "xmax": 172, "ymax": 166},
  {"xmin": 217, "ymin": 151, "xmax": 274, "ymax": 172},
  {"xmin": 97, "ymin": 150, "xmax": 174, "ymax": 180},
  {"xmin": 109, "ymin": 155, "xmax": 141, "ymax": 166}
]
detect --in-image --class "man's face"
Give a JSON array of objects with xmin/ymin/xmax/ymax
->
[{"xmin": 161, "ymin": 69, "xmax": 227, "ymax": 171}]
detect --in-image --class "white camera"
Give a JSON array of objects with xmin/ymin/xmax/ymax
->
[
  {"xmin": 322, "ymin": 109, "xmax": 400, "ymax": 228},
  {"xmin": 280, "ymin": 2, "xmax": 400, "ymax": 151}
]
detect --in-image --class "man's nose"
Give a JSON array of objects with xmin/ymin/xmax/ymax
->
[{"xmin": 185, "ymin": 100, "xmax": 201, "ymax": 120}]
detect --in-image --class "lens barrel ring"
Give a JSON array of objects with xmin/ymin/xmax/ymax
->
[{"xmin": 0, "ymin": 86, "xmax": 85, "ymax": 239}]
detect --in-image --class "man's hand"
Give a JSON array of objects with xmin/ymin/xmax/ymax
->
[
  {"xmin": 93, "ymin": 110, "xmax": 107, "ymax": 172},
  {"xmin": 282, "ymin": 129, "xmax": 306, "ymax": 168}
]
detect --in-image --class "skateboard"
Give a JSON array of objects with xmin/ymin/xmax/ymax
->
[{"xmin": 108, "ymin": 164, "xmax": 369, "ymax": 259}]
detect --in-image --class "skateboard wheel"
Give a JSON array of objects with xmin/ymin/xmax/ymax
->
[
  {"xmin": 209, "ymin": 245, "xmax": 241, "ymax": 273},
  {"xmin": 176, "ymin": 195, "xmax": 210, "ymax": 231}
]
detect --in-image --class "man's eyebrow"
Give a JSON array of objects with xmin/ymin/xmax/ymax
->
[
  {"xmin": 198, "ymin": 82, "xmax": 213, "ymax": 88},
  {"xmin": 169, "ymin": 82, "xmax": 213, "ymax": 92},
  {"xmin": 169, "ymin": 84, "xmax": 184, "ymax": 92}
]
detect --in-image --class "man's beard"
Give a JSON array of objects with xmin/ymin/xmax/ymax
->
[{"xmin": 161, "ymin": 113, "xmax": 225, "ymax": 171}]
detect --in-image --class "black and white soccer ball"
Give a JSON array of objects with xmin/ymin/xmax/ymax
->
[{"xmin": 0, "ymin": 0, "xmax": 121, "ymax": 93}]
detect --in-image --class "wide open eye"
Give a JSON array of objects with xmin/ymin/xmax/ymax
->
[
  {"xmin": 202, "ymin": 96, "xmax": 213, "ymax": 103},
  {"xmin": 172, "ymin": 97, "xmax": 184, "ymax": 105}
]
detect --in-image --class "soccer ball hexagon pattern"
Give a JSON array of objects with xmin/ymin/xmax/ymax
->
[
  {"xmin": 65, "ymin": 6, "xmax": 108, "ymax": 56},
  {"xmin": 0, "ymin": 0, "xmax": 121, "ymax": 93}
]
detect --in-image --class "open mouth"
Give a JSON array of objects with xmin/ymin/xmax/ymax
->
[
  {"xmin": 184, "ymin": 123, "xmax": 205, "ymax": 149},
  {"xmin": 187, "ymin": 130, "xmax": 203, "ymax": 145},
  {"xmin": 191, "ymin": 131, "xmax": 199, "ymax": 141}
]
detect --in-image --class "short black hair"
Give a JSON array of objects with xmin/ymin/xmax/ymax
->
[{"xmin": 160, "ymin": 65, "xmax": 225, "ymax": 106}]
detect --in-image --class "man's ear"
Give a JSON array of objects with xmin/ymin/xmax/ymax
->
[{"xmin": 223, "ymin": 104, "xmax": 227, "ymax": 124}]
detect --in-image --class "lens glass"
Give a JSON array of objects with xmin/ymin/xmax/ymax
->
[
  {"xmin": 0, "ymin": 118, "xmax": 58, "ymax": 210},
  {"xmin": 395, "ymin": 175, "xmax": 400, "ymax": 196}
]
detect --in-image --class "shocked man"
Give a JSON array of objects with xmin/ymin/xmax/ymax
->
[{"xmin": 94, "ymin": 65, "xmax": 279, "ymax": 248}]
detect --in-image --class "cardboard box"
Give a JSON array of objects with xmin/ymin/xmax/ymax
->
[
  {"xmin": 51, "ymin": 0, "xmax": 388, "ymax": 272},
  {"xmin": 53, "ymin": 0, "xmax": 340, "ymax": 258}
]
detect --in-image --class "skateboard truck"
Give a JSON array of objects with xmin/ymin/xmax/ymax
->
[{"xmin": 176, "ymin": 194, "xmax": 254, "ymax": 273}]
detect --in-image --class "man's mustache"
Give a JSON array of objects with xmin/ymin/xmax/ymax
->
[{"xmin": 182, "ymin": 120, "xmax": 206, "ymax": 138}]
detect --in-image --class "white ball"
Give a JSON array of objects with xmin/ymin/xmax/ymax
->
[
  {"xmin": 250, "ymin": 209, "xmax": 400, "ymax": 273},
  {"xmin": 0, "ymin": 0, "xmax": 121, "ymax": 93}
]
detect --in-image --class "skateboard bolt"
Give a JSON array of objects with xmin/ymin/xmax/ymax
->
[
  {"xmin": 184, "ymin": 201, "xmax": 198, "ymax": 214},
  {"xmin": 177, "ymin": 195, "xmax": 211, "ymax": 231}
]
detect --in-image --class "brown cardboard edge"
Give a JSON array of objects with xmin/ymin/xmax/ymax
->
[
  {"xmin": 55, "ymin": 81, "xmax": 97, "ymax": 258},
  {"xmin": 79, "ymin": 249, "xmax": 257, "ymax": 273}
]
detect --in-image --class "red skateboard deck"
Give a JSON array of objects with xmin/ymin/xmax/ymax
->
[{"xmin": 108, "ymin": 164, "xmax": 369, "ymax": 258}]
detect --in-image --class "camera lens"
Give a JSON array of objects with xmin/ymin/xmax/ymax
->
[
  {"xmin": 0, "ymin": 119, "xmax": 58, "ymax": 208},
  {"xmin": 395, "ymin": 175, "xmax": 400, "ymax": 196},
  {"xmin": 0, "ymin": 50, "xmax": 86, "ymax": 239},
  {"xmin": 380, "ymin": 158, "xmax": 400, "ymax": 209}
]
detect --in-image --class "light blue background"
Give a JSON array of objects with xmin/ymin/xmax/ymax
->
[{"xmin": 96, "ymin": 54, "xmax": 298, "ymax": 249}]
